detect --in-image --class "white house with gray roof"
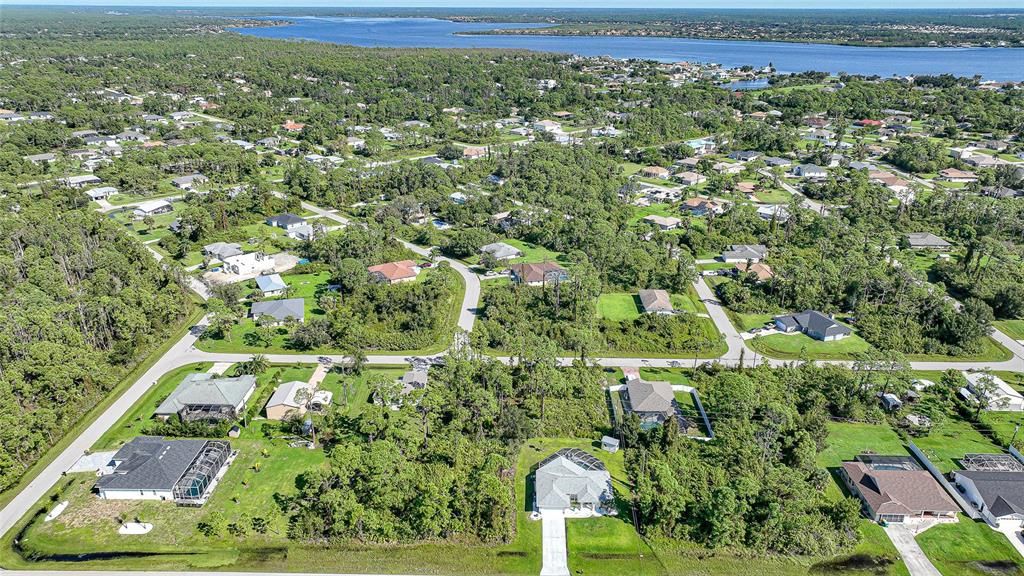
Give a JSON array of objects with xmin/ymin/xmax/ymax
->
[
  {"xmin": 534, "ymin": 448, "xmax": 613, "ymax": 514},
  {"xmin": 773, "ymin": 310, "xmax": 851, "ymax": 341},
  {"xmin": 480, "ymin": 242, "xmax": 522, "ymax": 261},
  {"xmin": 155, "ymin": 373, "xmax": 257, "ymax": 422},
  {"xmin": 95, "ymin": 436, "xmax": 232, "ymax": 504},
  {"xmin": 250, "ymin": 298, "xmax": 305, "ymax": 324},
  {"xmin": 719, "ymin": 244, "xmax": 768, "ymax": 263}
]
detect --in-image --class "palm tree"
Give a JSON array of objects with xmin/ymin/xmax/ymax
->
[{"xmin": 236, "ymin": 354, "xmax": 269, "ymax": 376}]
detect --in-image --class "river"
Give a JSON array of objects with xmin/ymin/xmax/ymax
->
[{"xmin": 232, "ymin": 17, "xmax": 1024, "ymax": 81}]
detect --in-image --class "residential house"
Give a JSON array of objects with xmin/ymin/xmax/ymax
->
[
  {"xmin": 24, "ymin": 152, "xmax": 56, "ymax": 164},
  {"xmin": 685, "ymin": 137, "xmax": 716, "ymax": 155},
  {"xmin": 534, "ymin": 448, "xmax": 613, "ymax": 514},
  {"xmin": 952, "ymin": 454, "xmax": 1024, "ymax": 525},
  {"xmin": 463, "ymin": 146, "xmax": 487, "ymax": 160},
  {"xmin": 266, "ymin": 213, "xmax": 307, "ymax": 232},
  {"xmin": 95, "ymin": 436, "xmax": 232, "ymax": 504},
  {"xmin": 676, "ymin": 171, "xmax": 707, "ymax": 187},
  {"xmin": 763, "ymin": 156, "xmax": 792, "ymax": 168},
  {"xmin": 533, "ymin": 119, "xmax": 561, "ymax": 133},
  {"xmin": 133, "ymin": 199, "xmax": 173, "ymax": 219},
  {"xmin": 255, "ymin": 273, "xmax": 288, "ymax": 297},
  {"xmin": 713, "ymin": 162, "xmax": 744, "ymax": 175},
  {"xmin": 905, "ymin": 232, "xmax": 952, "ymax": 250},
  {"xmin": 963, "ymin": 372, "xmax": 1024, "ymax": 411},
  {"xmin": 221, "ymin": 252, "xmax": 274, "ymax": 276},
  {"xmin": 265, "ymin": 381, "xmax": 312, "ymax": 421},
  {"xmin": 287, "ymin": 224, "xmax": 319, "ymax": 242},
  {"xmin": 681, "ymin": 197, "xmax": 725, "ymax": 216},
  {"xmin": 480, "ymin": 242, "xmax": 523, "ymax": 261},
  {"xmin": 793, "ymin": 164, "xmax": 827, "ymax": 179},
  {"xmin": 938, "ymin": 168, "xmax": 978, "ymax": 183},
  {"xmin": 756, "ymin": 204, "xmax": 790, "ymax": 222},
  {"xmin": 840, "ymin": 455, "xmax": 959, "ymax": 523},
  {"xmin": 59, "ymin": 174, "xmax": 102, "ymax": 189},
  {"xmin": 734, "ymin": 262, "xmax": 774, "ymax": 282},
  {"xmin": 642, "ymin": 215, "xmax": 681, "ymax": 230},
  {"xmin": 85, "ymin": 186, "xmax": 117, "ymax": 201},
  {"xmin": 982, "ymin": 186, "xmax": 1020, "ymax": 199},
  {"xmin": 641, "ymin": 166, "xmax": 671, "ymax": 180},
  {"xmin": 773, "ymin": 310, "xmax": 852, "ymax": 341},
  {"xmin": 624, "ymin": 379, "xmax": 676, "ymax": 426},
  {"xmin": 250, "ymin": 298, "xmax": 305, "ymax": 324},
  {"xmin": 116, "ymin": 130, "xmax": 149, "ymax": 143},
  {"xmin": 154, "ymin": 373, "xmax": 257, "ymax": 421},
  {"xmin": 719, "ymin": 244, "xmax": 768, "ymax": 263},
  {"xmin": 171, "ymin": 173, "xmax": 208, "ymax": 190},
  {"xmin": 203, "ymin": 242, "xmax": 243, "ymax": 262},
  {"xmin": 368, "ymin": 260, "xmax": 420, "ymax": 284},
  {"xmin": 728, "ymin": 150, "xmax": 761, "ymax": 162},
  {"xmin": 510, "ymin": 262, "xmax": 568, "ymax": 286},
  {"xmin": 282, "ymin": 119, "xmax": 305, "ymax": 132},
  {"xmin": 638, "ymin": 289, "xmax": 673, "ymax": 314}
]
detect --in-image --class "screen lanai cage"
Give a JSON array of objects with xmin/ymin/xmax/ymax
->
[{"xmin": 173, "ymin": 440, "xmax": 231, "ymax": 504}]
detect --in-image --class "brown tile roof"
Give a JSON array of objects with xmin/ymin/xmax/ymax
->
[
  {"xmin": 843, "ymin": 461, "xmax": 958, "ymax": 517},
  {"xmin": 735, "ymin": 262, "xmax": 774, "ymax": 281},
  {"xmin": 510, "ymin": 261, "xmax": 566, "ymax": 284},
  {"xmin": 367, "ymin": 260, "xmax": 418, "ymax": 282}
]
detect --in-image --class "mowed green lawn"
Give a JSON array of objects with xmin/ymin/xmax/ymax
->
[
  {"xmin": 318, "ymin": 366, "xmax": 408, "ymax": 417},
  {"xmin": 917, "ymin": 516, "xmax": 1024, "ymax": 576},
  {"xmin": 748, "ymin": 331, "xmax": 873, "ymax": 360},
  {"xmin": 912, "ymin": 416, "xmax": 1004, "ymax": 473},
  {"xmin": 503, "ymin": 238, "xmax": 565, "ymax": 265},
  {"xmin": 597, "ymin": 288, "xmax": 706, "ymax": 321},
  {"xmin": 995, "ymin": 319, "xmax": 1024, "ymax": 341}
]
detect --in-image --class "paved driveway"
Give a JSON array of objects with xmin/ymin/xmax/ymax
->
[
  {"xmin": 540, "ymin": 509, "xmax": 569, "ymax": 576},
  {"xmin": 995, "ymin": 522, "xmax": 1024, "ymax": 559},
  {"xmin": 884, "ymin": 522, "xmax": 941, "ymax": 576}
]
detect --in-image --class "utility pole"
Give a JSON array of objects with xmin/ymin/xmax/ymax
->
[{"xmin": 1010, "ymin": 423, "xmax": 1020, "ymax": 449}]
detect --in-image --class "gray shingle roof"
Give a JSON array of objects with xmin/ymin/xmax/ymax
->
[
  {"xmin": 774, "ymin": 310, "xmax": 852, "ymax": 339},
  {"xmin": 267, "ymin": 213, "xmax": 306, "ymax": 228},
  {"xmin": 255, "ymin": 274, "xmax": 287, "ymax": 293},
  {"xmin": 638, "ymin": 289, "xmax": 673, "ymax": 313},
  {"xmin": 96, "ymin": 436, "xmax": 206, "ymax": 491},
  {"xmin": 535, "ymin": 448, "xmax": 612, "ymax": 510},
  {"xmin": 958, "ymin": 470, "xmax": 1024, "ymax": 518},
  {"xmin": 155, "ymin": 373, "xmax": 256, "ymax": 416},
  {"xmin": 626, "ymin": 380, "xmax": 674, "ymax": 415},
  {"xmin": 251, "ymin": 298, "xmax": 305, "ymax": 322}
]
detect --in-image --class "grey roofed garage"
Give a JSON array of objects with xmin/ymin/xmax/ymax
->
[
  {"xmin": 155, "ymin": 373, "xmax": 257, "ymax": 417},
  {"xmin": 96, "ymin": 436, "xmax": 206, "ymax": 491},
  {"xmin": 251, "ymin": 298, "xmax": 305, "ymax": 323}
]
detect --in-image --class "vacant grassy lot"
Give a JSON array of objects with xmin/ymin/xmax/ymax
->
[
  {"xmin": 912, "ymin": 416, "xmax": 1004, "ymax": 473},
  {"xmin": 503, "ymin": 238, "xmax": 565, "ymax": 265},
  {"xmin": 597, "ymin": 293, "xmax": 642, "ymax": 321},
  {"xmin": 318, "ymin": 366, "xmax": 408, "ymax": 417},
  {"xmin": 916, "ymin": 516, "xmax": 1024, "ymax": 576}
]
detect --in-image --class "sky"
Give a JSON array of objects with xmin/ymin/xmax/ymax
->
[{"xmin": 6, "ymin": 0, "xmax": 1023, "ymax": 8}]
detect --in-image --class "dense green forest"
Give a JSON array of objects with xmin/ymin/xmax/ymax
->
[{"xmin": 0, "ymin": 191, "xmax": 193, "ymax": 493}]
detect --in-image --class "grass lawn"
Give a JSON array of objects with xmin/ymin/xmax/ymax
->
[
  {"xmin": 816, "ymin": 422, "xmax": 909, "ymax": 497},
  {"xmin": 994, "ymin": 319, "xmax": 1024, "ymax": 341},
  {"xmin": 318, "ymin": 366, "xmax": 408, "ymax": 417},
  {"xmin": 917, "ymin": 516, "xmax": 1024, "ymax": 576},
  {"xmin": 597, "ymin": 293, "xmax": 642, "ymax": 321},
  {"xmin": 751, "ymin": 188, "xmax": 793, "ymax": 204},
  {"xmin": 627, "ymin": 203, "xmax": 679, "ymax": 225},
  {"xmin": 748, "ymin": 332, "xmax": 873, "ymax": 360},
  {"xmin": 912, "ymin": 416, "xmax": 1003, "ymax": 473},
  {"xmin": 503, "ymin": 238, "xmax": 566, "ymax": 265},
  {"xmin": 726, "ymin": 310, "xmax": 776, "ymax": 332}
]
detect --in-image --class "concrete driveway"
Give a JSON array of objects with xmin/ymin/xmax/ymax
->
[
  {"xmin": 540, "ymin": 509, "xmax": 569, "ymax": 576},
  {"xmin": 884, "ymin": 522, "xmax": 941, "ymax": 576},
  {"xmin": 995, "ymin": 522, "xmax": 1024, "ymax": 559}
]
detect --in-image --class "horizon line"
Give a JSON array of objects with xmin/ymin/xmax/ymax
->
[{"xmin": 7, "ymin": 4, "xmax": 1024, "ymax": 10}]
